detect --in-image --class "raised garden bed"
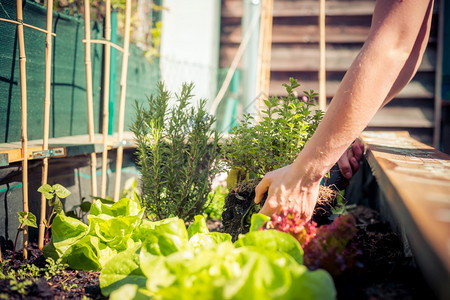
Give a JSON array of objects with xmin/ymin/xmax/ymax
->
[{"xmin": 0, "ymin": 204, "xmax": 435, "ymax": 299}]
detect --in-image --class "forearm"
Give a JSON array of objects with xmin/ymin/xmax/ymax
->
[{"xmin": 293, "ymin": 0, "xmax": 434, "ymax": 181}]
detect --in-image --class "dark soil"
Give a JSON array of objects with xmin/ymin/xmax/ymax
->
[
  {"xmin": 0, "ymin": 245, "xmax": 105, "ymax": 299},
  {"xmin": 1, "ymin": 206, "xmax": 435, "ymax": 300}
]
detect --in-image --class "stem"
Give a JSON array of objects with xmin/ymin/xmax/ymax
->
[{"xmin": 13, "ymin": 228, "xmax": 21, "ymax": 260}]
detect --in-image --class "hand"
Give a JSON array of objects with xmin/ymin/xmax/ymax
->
[
  {"xmin": 337, "ymin": 139, "xmax": 364, "ymax": 180},
  {"xmin": 254, "ymin": 164, "xmax": 321, "ymax": 220}
]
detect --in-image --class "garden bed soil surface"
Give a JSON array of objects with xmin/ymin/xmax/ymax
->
[{"xmin": 0, "ymin": 209, "xmax": 435, "ymax": 299}]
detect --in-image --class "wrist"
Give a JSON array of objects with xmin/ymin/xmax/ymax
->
[{"xmin": 292, "ymin": 149, "xmax": 332, "ymax": 185}]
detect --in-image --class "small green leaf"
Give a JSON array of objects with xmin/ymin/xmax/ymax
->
[
  {"xmin": 249, "ymin": 213, "xmax": 270, "ymax": 232},
  {"xmin": 80, "ymin": 201, "xmax": 92, "ymax": 213},
  {"xmin": 53, "ymin": 197, "xmax": 63, "ymax": 212},
  {"xmin": 66, "ymin": 211, "xmax": 79, "ymax": 219},
  {"xmin": 38, "ymin": 184, "xmax": 54, "ymax": 199},
  {"xmin": 53, "ymin": 184, "xmax": 71, "ymax": 199},
  {"xmin": 17, "ymin": 211, "xmax": 38, "ymax": 228}
]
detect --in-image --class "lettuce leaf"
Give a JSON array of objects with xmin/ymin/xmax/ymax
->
[
  {"xmin": 90, "ymin": 197, "xmax": 143, "ymax": 217},
  {"xmin": 48, "ymin": 214, "xmax": 89, "ymax": 257},
  {"xmin": 132, "ymin": 217, "xmax": 189, "ymax": 256},
  {"xmin": 100, "ymin": 243, "xmax": 146, "ymax": 296},
  {"xmin": 187, "ymin": 215, "xmax": 209, "ymax": 238},
  {"xmin": 235, "ymin": 229, "xmax": 304, "ymax": 265}
]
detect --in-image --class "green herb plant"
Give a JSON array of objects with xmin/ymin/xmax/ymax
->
[
  {"xmin": 222, "ymin": 78, "xmax": 323, "ymax": 181},
  {"xmin": 203, "ymin": 185, "xmax": 228, "ymax": 220},
  {"xmin": 37, "ymin": 184, "xmax": 71, "ymax": 244},
  {"xmin": 43, "ymin": 257, "xmax": 68, "ymax": 280},
  {"xmin": 131, "ymin": 82, "xmax": 223, "ymax": 221},
  {"xmin": 12, "ymin": 212, "xmax": 38, "ymax": 260}
]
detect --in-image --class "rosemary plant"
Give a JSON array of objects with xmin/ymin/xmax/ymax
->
[{"xmin": 131, "ymin": 82, "xmax": 222, "ymax": 221}]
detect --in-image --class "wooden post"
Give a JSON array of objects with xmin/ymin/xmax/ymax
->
[
  {"xmin": 433, "ymin": 0, "xmax": 444, "ymax": 148},
  {"xmin": 16, "ymin": 0, "xmax": 29, "ymax": 259},
  {"xmin": 38, "ymin": 0, "xmax": 53, "ymax": 250},
  {"xmin": 318, "ymin": 0, "xmax": 326, "ymax": 110},
  {"xmin": 113, "ymin": 0, "xmax": 132, "ymax": 201},
  {"xmin": 101, "ymin": 0, "xmax": 112, "ymax": 198},
  {"xmin": 255, "ymin": 0, "xmax": 273, "ymax": 120},
  {"xmin": 84, "ymin": 0, "xmax": 98, "ymax": 198}
]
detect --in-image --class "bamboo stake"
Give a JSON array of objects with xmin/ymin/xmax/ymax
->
[
  {"xmin": 255, "ymin": 0, "xmax": 273, "ymax": 120},
  {"xmin": 0, "ymin": 18, "xmax": 56, "ymax": 36},
  {"xmin": 318, "ymin": 0, "xmax": 326, "ymax": 110},
  {"xmin": 209, "ymin": 12, "xmax": 260, "ymax": 115},
  {"xmin": 16, "ymin": 0, "xmax": 29, "ymax": 259},
  {"xmin": 101, "ymin": 0, "xmax": 112, "ymax": 198},
  {"xmin": 83, "ymin": 39, "xmax": 124, "ymax": 52},
  {"xmin": 84, "ymin": 0, "xmax": 98, "ymax": 198},
  {"xmin": 38, "ymin": 0, "xmax": 53, "ymax": 250},
  {"xmin": 113, "ymin": 0, "xmax": 132, "ymax": 202}
]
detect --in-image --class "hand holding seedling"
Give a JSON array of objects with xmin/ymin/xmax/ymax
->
[{"xmin": 255, "ymin": 162, "xmax": 322, "ymax": 221}]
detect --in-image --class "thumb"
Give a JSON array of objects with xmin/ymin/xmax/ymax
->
[{"xmin": 254, "ymin": 177, "xmax": 270, "ymax": 204}]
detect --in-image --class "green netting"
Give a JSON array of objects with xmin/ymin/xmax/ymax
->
[{"xmin": 0, "ymin": 0, "xmax": 160, "ymax": 143}]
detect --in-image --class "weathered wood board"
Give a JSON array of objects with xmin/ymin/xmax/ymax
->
[{"xmin": 361, "ymin": 131, "xmax": 450, "ymax": 299}]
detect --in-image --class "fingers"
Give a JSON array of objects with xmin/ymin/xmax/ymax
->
[
  {"xmin": 259, "ymin": 200, "xmax": 274, "ymax": 216},
  {"xmin": 352, "ymin": 141, "xmax": 364, "ymax": 161},
  {"xmin": 338, "ymin": 150, "xmax": 353, "ymax": 179},
  {"xmin": 349, "ymin": 156, "xmax": 359, "ymax": 173},
  {"xmin": 254, "ymin": 176, "xmax": 270, "ymax": 204}
]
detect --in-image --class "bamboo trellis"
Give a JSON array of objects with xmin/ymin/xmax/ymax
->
[
  {"xmin": 16, "ymin": 0, "xmax": 29, "ymax": 260},
  {"xmin": 38, "ymin": 0, "xmax": 54, "ymax": 250},
  {"xmin": 100, "ymin": 0, "xmax": 112, "ymax": 199},
  {"xmin": 318, "ymin": 0, "xmax": 327, "ymax": 110},
  {"xmin": 0, "ymin": 0, "xmax": 56, "ymax": 259},
  {"xmin": 83, "ymin": 0, "xmax": 132, "ymax": 200},
  {"xmin": 113, "ymin": 0, "xmax": 132, "ymax": 202},
  {"xmin": 0, "ymin": 0, "xmax": 56, "ymax": 258},
  {"xmin": 83, "ymin": 0, "xmax": 98, "ymax": 199},
  {"xmin": 255, "ymin": 0, "xmax": 274, "ymax": 119}
]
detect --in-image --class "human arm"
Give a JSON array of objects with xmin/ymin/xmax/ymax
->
[{"xmin": 255, "ymin": 0, "xmax": 434, "ymax": 219}]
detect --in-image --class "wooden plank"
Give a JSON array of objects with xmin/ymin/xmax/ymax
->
[
  {"xmin": 360, "ymin": 131, "xmax": 450, "ymax": 300},
  {"xmin": 222, "ymin": 0, "xmax": 376, "ymax": 18},
  {"xmin": 0, "ymin": 132, "xmax": 136, "ymax": 164},
  {"xmin": 369, "ymin": 106, "xmax": 434, "ymax": 128},
  {"xmin": 269, "ymin": 77, "xmax": 435, "ymax": 99},
  {"xmin": 220, "ymin": 46, "xmax": 436, "ymax": 72},
  {"xmin": 221, "ymin": 23, "xmax": 371, "ymax": 44}
]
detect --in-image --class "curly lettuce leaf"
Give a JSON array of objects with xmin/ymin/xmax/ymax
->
[
  {"xmin": 100, "ymin": 243, "xmax": 146, "ymax": 297},
  {"xmin": 90, "ymin": 197, "xmax": 143, "ymax": 217},
  {"xmin": 187, "ymin": 215, "xmax": 209, "ymax": 238},
  {"xmin": 46, "ymin": 214, "xmax": 89, "ymax": 257},
  {"xmin": 235, "ymin": 229, "xmax": 304, "ymax": 265}
]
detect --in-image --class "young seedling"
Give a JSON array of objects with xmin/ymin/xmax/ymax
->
[
  {"xmin": 66, "ymin": 197, "xmax": 92, "ymax": 220},
  {"xmin": 13, "ymin": 212, "xmax": 37, "ymax": 260},
  {"xmin": 37, "ymin": 184, "xmax": 71, "ymax": 244}
]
